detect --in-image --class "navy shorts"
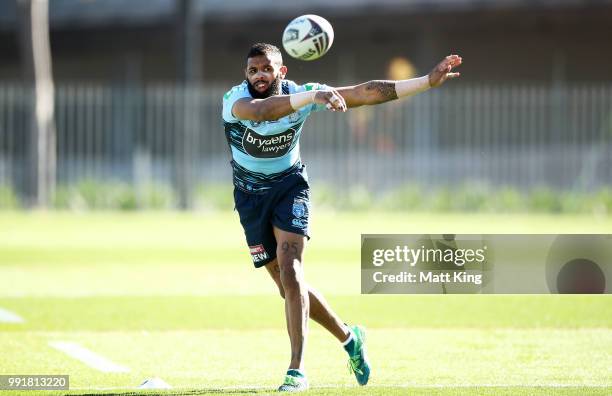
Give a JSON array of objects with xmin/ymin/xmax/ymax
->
[{"xmin": 234, "ymin": 169, "xmax": 311, "ymax": 268}]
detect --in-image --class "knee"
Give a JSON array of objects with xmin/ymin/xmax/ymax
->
[{"xmin": 278, "ymin": 256, "xmax": 303, "ymax": 293}]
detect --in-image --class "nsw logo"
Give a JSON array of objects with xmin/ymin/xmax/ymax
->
[
  {"xmin": 291, "ymin": 198, "xmax": 309, "ymax": 230},
  {"xmin": 292, "ymin": 199, "xmax": 307, "ymax": 218}
]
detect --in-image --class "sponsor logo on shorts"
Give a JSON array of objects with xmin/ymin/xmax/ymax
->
[
  {"xmin": 249, "ymin": 244, "xmax": 269, "ymax": 263},
  {"xmin": 292, "ymin": 218, "xmax": 308, "ymax": 229}
]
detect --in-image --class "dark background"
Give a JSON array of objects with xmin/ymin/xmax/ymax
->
[{"xmin": 1, "ymin": 0, "xmax": 611, "ymax": 85}]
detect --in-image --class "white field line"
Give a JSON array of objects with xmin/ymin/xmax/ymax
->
[
  {"xmin": 0, "ymin": 307, "xmax": 24, "ymax": 323},
  {"xmin": 49, "ymin": 341, "xmax": 131, "ymax": 373}
]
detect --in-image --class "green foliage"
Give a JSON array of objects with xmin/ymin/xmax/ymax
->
[
  {"xmin": 304, "ymin": 184, "xmax": 375, "ymax": 211},
  {"xmin": 194, "ymin": 183, "xmax": 234, "ymax": 211},
  {"xmin": 428, "ymin": 186, "xmax": 454, "ymax": 211},
  {"xmin": 327, "ymin": 183, "xmax": 611, "ymax": 214},
  {"xmin": 342, "ymin": 185, "xmax": 373, "ymax": 211},
  {"xmin": 594, "ymin": 188, "xmax": 612, "ymax": 213},
  {"xmin": 488, "ymin": 187, "xmax": 526, "ymax": 212},
  {"xmin": 53, "ymin": 181, "xmax": 174, "ymax": 210},
  {"xmin": 528, "ymin": 188, "xmax": 563, "ymax": 213},
  {"xmin": 0, "ymin": 185, "xmax": 19, "ymax": 209},
  {"xmin": 186, "ymin": 183, "xmax": 612, "ymax": 215},
  {"xmin": 456, "ymin": 184, "xmax": 490, "ymax": 211},
  {"xmin": 137, "ymin": 184, "xmax": 176, "ymax": 209},
  {"xmin": 378, "ymin": 185, "xmax": 423, "ymax": 211},
  {"xmin": 310, "ymin": 183, "xmax": 340, "ymax": 210},
  {"xmin": 2, "ymin": 180, "xmax": 612, "ymax": 214},
  {"xmin": 559, "ymin": 191, "xmax": 591, "ymax": 213}
]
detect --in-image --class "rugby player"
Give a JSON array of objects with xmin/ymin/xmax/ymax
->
[{"xmin": 222, "ymin": 43, "xmax": 461, "ymax": 392}]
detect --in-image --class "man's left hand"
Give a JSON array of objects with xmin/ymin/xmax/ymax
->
[{"xmin": 428, "ymin": 55, "xmax": 462, "ymax": 88}]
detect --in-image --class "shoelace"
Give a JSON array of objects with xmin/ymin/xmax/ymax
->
[{"xmin": 348, "ymin": 354, "xmax": 364, "ymax": 376}]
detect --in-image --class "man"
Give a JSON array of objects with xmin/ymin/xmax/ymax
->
[{"xmin": 222, "ymin": 43, "xmax": 461, "ymax": 392}]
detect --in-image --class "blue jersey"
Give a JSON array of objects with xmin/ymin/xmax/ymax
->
[{"xmin": 222, "ymin": 79, "xmax": 328, "ymax": 193}]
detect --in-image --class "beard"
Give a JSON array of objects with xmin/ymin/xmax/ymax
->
[{"xmin": 247, "ymin": 77, "xmax": 281, "ymax": 99}]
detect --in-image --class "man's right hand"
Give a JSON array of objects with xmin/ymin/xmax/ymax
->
[{"xmin": 314, "ymin": 89, "xmax": 347, "ymax": 112}]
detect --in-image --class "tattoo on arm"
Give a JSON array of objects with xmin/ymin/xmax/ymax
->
[{"xmin": 364, "ymin": 80, "xmax": 398, "ymax": 104}]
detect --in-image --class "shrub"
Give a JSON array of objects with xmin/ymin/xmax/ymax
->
[
  {"xmin": 528, "ymin": 188, "xmax": 562, "ymax": 213},
  {"xmin": 194, "ymin": 183, "xmax": 234, "ymax": 211},
  {"xmin": 0, "ymin": 185, "xmax": 19, "ymax": 209},
  {"xmin": 53, "ymin": 181, "xmax": 174, "ymax": 210}
]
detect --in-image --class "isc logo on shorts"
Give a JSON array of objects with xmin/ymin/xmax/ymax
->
[{"xmin": 249, "ymin": 244, "xmax": 269, "ymax": 263}]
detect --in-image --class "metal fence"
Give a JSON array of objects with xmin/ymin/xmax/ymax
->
[{"xmin": 1, "ymin": 83, "xmax": 611, "ymax": 208}]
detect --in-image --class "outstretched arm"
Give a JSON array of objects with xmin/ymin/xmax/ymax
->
[
  {"xmin": 336, "ymin": 54, "xmax": 462, "ymax": 108},
  {"xmin": 231, "ymin": 55, "xmax": 462, "ymax": 121},
  {"xmin": 232, "ymin": 87, "xmax": 348, "ymax": 122}
]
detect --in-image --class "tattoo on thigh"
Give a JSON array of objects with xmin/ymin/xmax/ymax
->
[{"xmin": 281, "ymin": 241, "xmax": 299, "ymax": 256}]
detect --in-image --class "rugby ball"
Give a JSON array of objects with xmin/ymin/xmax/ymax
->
[{"xmin": 282, "ymin": 15, "xmax": 334, "ymax": 61}]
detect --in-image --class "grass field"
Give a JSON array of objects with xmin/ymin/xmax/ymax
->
[{"xmin": 0, "ymin": 211, "xmax": 611, "ymax": 395}]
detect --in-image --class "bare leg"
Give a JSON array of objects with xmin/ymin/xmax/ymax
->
[
  {"xmin": 274, "ymin": 226, "xmax": 309, "ymax": 370},
  {"xmin": 266, "ymin": 260, "xmax": 350, "ymax": 343}
]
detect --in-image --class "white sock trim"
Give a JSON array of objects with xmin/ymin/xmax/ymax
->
[
  {"xmin": 395, "ymin": 75, "xmax": 430, "ymax": 98},
  {"xmin": 342, "ymin": 328, "xmax": 354, "ymax": 346}
]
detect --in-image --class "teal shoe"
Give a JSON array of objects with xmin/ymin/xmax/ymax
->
[
  {"xmin": 344, "ymin": 325, "xmax": 371, "ymax": 386},
  {"xmin": 277, "ymin": 369, "xmax": 308, "ymax": 392}
]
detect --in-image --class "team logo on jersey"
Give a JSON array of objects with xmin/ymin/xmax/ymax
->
[
  {"xmin": 287, "ymin": 112, "xmax": 301, "ymax": 123},
  {"xmin": 249, "ymin": 244, "xmax": 269, "ymax": 263},
  {"xmin": 242, "ymin": 128, "xmax": 297, "ymax": 158}
]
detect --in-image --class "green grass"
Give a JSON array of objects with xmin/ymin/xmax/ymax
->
[
  {"xmin": 1, "ymin": 387, "xmax": 611, "ymax": 396},
  {"xmin": 0, "ymin": 211, "xmax": 610, "ymax": 395}
]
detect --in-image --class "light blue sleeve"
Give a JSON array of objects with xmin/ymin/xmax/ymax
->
[
  {"xmin": 222, "ymin": 83, "xmax": 252, "ymax": 122},
  {"xmin": 296, "ymin": 82, "xmax": 331, "ymax": 113}
]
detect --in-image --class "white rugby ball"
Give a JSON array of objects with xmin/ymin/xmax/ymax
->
[{"xmin": 282, "ymin": 14, "xmax": 334, "ymax": 61}]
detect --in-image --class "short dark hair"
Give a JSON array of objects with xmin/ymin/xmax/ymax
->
[{"xmin": 247, "ymin": 43, "xmax": 283, "ymax": 63}]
